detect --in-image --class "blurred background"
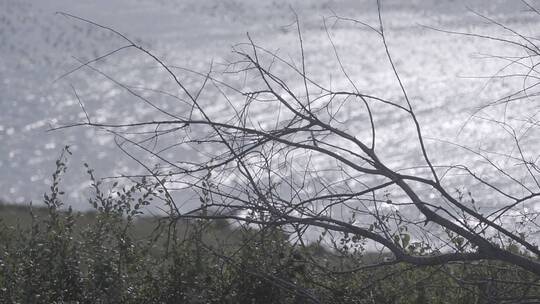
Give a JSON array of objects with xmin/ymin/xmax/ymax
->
[{"xmin": 0, "ymin": 0, "xmax": 537, "ymax": 209}]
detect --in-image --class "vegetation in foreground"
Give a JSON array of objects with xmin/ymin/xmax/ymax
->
[{"xmin": 0, "ymin": 158, "xmax": 539, "ymax": 304}]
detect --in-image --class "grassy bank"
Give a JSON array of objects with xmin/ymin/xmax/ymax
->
[{"xmin": 1, "ymin": 199, "xmax": 538, "ymax": 303}]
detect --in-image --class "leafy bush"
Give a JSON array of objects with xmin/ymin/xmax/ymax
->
[{"xmin": 1, "ymin": 148, "xmax": 539, "ymax": 303}]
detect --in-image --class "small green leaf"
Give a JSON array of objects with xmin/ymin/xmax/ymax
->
[{"xmin": 401, "ymin": 233, "xmax": 410, "ymax": 248}]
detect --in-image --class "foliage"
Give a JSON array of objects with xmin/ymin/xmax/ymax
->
[{"xmin": 1, "ymin": 150, "xmax": 540, "ymax": 303}]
